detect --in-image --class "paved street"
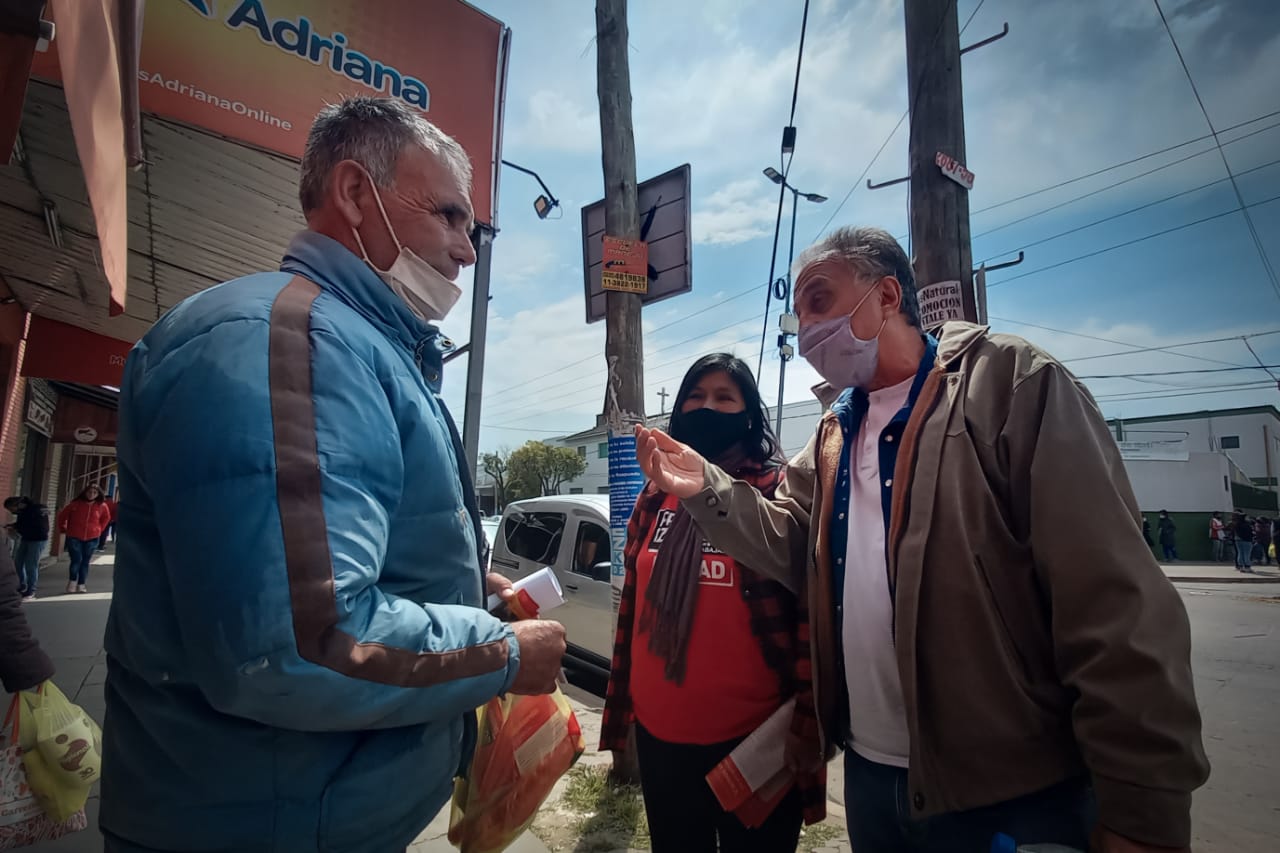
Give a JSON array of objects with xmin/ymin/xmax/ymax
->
[
  {"xmin": 1182, "ymin": 582, "xmax": 1280, "ymax": 852},
  {"xmin": 8, "ymin": 555, "xmax": 1279, "ymax": 851}
]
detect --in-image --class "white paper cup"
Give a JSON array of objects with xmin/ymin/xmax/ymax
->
[{"xmin": 487, "ymin": 566, "xmax": 565, "ymax": 618}]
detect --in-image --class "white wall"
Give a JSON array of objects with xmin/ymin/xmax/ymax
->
[
  {"xmin": 1123, "ymin": 452, "xmax": 1234, "ymax": 513},
  {"xmin": 1117, "ymin": 410, "xmax": 1280, "ymax": 485},
  {"xmin": 772, "ymin": 399, "xmax": 826, "ymax": 460}
]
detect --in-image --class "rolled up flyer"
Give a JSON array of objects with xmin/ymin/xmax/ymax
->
[{"xmin": 487, "ymin": 566, "xmax": 565, "ymax": 619}]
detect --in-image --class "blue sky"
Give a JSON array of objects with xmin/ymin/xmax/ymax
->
[{"xmin": 432, "ymin": 0, "xmax": 1280, "ymax": 453}]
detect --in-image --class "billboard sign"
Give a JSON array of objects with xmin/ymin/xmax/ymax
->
[
  {"xmin": 32, "ymin": 0, "xmax": 510, "ymax": 225},
  {"xmin": 583, "ymin": 164, "xmax": 692, "ymax": 323}
]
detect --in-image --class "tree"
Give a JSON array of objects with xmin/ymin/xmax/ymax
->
[
  {"xmin": 507, "ymin": 441, "xmax": 587, "ymax": 497},
  {"xmin": 481, "ymin": 448, "xmax": 514, "ymax": 511}
]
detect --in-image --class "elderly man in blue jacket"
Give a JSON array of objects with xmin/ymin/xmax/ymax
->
[{"xmin": 101, "ymin": 96, "xmax": 567, "ymax": 853}]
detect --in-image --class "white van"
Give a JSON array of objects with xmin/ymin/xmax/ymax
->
[{"xmin": 490, "ymin": 494, "xmax": 615, "ymax": 676}]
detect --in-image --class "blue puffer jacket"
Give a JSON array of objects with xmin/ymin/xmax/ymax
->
[{"xmin": 101, "ymin": 231, "xmax": 520, "ymax": 853}]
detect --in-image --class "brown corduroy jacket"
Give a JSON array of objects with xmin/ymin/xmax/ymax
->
[{"xmin": 683, "ymin": 322, "xmax": 1209, "ymax": 848}]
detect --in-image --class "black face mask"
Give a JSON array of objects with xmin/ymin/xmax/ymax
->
[{"xmin": 676, "ymin": 408, "xmax": 751, "ymax": 460}]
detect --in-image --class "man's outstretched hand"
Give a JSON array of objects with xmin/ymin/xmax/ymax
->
[{"xmin": 635, "ymin": 426, "xmax": 706, "ymax": 499}]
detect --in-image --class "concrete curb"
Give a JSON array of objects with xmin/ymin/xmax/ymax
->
[{"xmin": 1169, "ymin": 575, "xmax": 1280, "ymax": 585}]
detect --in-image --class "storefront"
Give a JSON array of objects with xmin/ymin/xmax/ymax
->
[{"xmin": 14, "ymin": 378, "xmax": 54, "ymax": 502}]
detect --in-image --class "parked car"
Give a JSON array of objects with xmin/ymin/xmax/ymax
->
[
  {"xmin": 480, "ymin": 518, "xmax": 500, "ymax": 568},
  {"xmin": 490, "ymin": 494, "xmax": 614, "ymax": 676}
]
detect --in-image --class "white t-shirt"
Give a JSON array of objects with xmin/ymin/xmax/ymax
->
[{"xmin": 842, "ymin": 376, "xmax": 913, "ymax": 768}]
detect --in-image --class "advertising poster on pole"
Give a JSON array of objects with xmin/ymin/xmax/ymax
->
[{"xmin": 607, "ymin": 431, "xmax": 645, "ymax": 605}]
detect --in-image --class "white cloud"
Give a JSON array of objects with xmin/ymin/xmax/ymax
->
[
  {"xmin": 508, "ymin": 89, "xmax": 600, "ymax": 154},
  {"xmin": 691, "ymin": 179, "xmax": 780, "ymax": 245}
]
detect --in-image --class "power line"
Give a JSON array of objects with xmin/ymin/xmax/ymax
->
[
  {"xmin": 991, "ymin": 318, "xmax": 1279, "ymax": 369},
  {"xmin": 1154, "ymin": 0, "xmax": 1280, "ymax": 303},
  {"xmin": 481, "ymin": 279, "xmax": 763, "ymax": 402},
  {"xmin": 1094, "ymin": 382, "xmax": 1274, "ymax": 403},
  {"xmin": 970, "ymin": 108, "xmax": 1280, "ymax": 217},
  {"xmin": 897, "ymin": 116, "xmax": 1280, "ymax": 246},
  {"xmin": 483, "ymin": 309, "xmax": 765, "ymax": 418},
  {"xmin": 971, "ymin": 122, "xmax": 1280, "ymax": 245},
  {"xmin": 483, "ymin": 125, "xmax": 1280, "ymax": 407},
  {"xmin": 975, "ymin": 154, "xmax": 1280, "ymax": 266},
  {"xmin": 1077, "ymin": 365, "xmax": 1280, "ymax": 380},
  {"xmin": 757, "ymin": 0, "xmax": 812, "ymax": 379},
  {"xmin": 1243, "ymin": 337, "xmax": 1279, "ymax": 382},
  {"xmin": 986, "ymin": 191, "xmax": 1280, "ymax": 289},
  {"xmin": 485, "ymin": 318, "xmax": 765, "ymax": 421}
]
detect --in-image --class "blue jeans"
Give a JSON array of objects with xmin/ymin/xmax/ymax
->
[
  {"xmin": 66, "ymin": 538, "xmax": 97, "ymax": 585},
  {"xmin": 1236, "ymin": 539, "xmax": 1252, "ymax": 570},
  {"xmin": 14, "ymin": 538, "xmax": 47, "ymax": 595},
  {"xmin": 843, "ymin": 750, "xmax": 1096, "ymax": 852}
]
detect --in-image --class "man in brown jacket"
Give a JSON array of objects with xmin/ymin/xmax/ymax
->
[{"xmin": 637, "ymin": 226, "xmax": 1208, "ymax": 852}]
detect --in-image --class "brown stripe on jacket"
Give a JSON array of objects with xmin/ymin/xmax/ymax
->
[{"xmin": 268, "ymin": 276, "xmax": 508, "ymax": 686}]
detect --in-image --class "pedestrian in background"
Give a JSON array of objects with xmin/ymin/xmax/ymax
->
[
  {"xmin": 1209, "ymin": 511, "xmax": 1226, "ymax": 562},
  {"xmin": 637, "ymin": 226, "xmax": 1206, "ymax": 852},
  {"xmin": 602, "ymin": 353, "xmax": 823, "ymax": 853},
  {"xmin": 1142, "ymin": 515, "xmax": 1153, "ymax": 548},
  {"xmin": 100, "ymin": 96, "xmax": 565, "ymax": 853},
  {"xmin": 5, "ymin": 495, "xmax": 50, "ymax": 600},
  {"xmin": 1234, "ymin": 511, "xmax": 1254, "ymax": 573},
  {"xmin": 56, "ymin": 484, "xmax": 109, "ymax": 594},
  {"xmin": 1157, "ymin": 510, "xmax": 1178, "ymax": 562},
  {"xmin": 1254, "ymin": 516, "xmax": 1273, "ymax": 567},
  {"xmin": 97, "ymin": 489, "xmax": 118, "ymax": 548}
]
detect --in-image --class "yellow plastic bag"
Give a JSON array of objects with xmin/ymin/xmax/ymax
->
[
  {"xmin": 448, "ymin": 689, "xmax": 585, "ymax": 853},
  {"xmin": 21, "ymin": 682, "xmax": 102, "ymax": 790},
  {"xmin": 1, "ymin": 694, "xmax": 90, "ymax": 834}
]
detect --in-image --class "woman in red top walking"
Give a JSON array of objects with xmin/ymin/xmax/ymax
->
[
  {"xmin": 601, "ymin": 354, "xmax": 824, "ymax": 852},
  {"xmin": 56, "ymin": 483, "xmax": 111, "ymax": 593}
]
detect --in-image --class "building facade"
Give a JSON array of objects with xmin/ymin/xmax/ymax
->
[{"xmin": 1108, "ymin": 406, "xmax": 1280, "ymax": 490}]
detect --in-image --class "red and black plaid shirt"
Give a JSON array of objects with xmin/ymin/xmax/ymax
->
[{"xmin": 599, "ymin": 462, "xmax": 827, "ymax": 824}]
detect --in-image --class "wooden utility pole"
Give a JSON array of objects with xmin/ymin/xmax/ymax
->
[
  {"xmin": 595, "ymin": 0, "xmax": 644, "ymax": 784},
  {"xmin": 904, "ymin": 0, "xmax": 977, "ymax": 322},
  {"xmin": 596, "ymin": 0, "xmax": 645, "ymax": 425}
]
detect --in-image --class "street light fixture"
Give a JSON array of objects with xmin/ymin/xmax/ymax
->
[
  {"xmin": 502, "ymin": 159, "xmax": 561, "ymax": 220},
  {"xmin": 761, "ymin": 166, "xmax": 827, "ymax": 439}
]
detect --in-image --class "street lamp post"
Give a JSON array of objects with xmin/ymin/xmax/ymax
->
[
  {"xmin": 461, "ymin": 160, "xmax": 561, "ymax": 478},
  {"xmin": 762, "ymin": 167, "xmax": 826, "ymax": 443},
  {"xmin": 501, "ymin": 159, "xmax": 561, "ymax": 219}
]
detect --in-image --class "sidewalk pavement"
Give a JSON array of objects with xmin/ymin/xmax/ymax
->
[{"xmin": 1161, "ymin": 561, "xmax": 1280, "ymax": 584}]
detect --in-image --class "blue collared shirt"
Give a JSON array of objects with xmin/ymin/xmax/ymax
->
[{"xmin": 826, "ymin": 335, "xmax": 939, "ymax": 603}]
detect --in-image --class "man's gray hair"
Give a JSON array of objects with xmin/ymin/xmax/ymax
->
[
  {"xmin": 298, "ymin": 96, "xmax": 472, "ymax": 214},
  {"xmin": 793, "ymin": 226, "xmax": 921, "ymax": 328}
]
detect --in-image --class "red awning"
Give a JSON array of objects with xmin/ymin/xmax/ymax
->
[{"xmin": 21, "ymin": 315, "xmax": 132, "ymax": 387}]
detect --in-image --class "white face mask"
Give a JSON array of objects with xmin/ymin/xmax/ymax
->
[{"xmin": 350, "ymin": 170, "xmax": 462, "ymax": 324}]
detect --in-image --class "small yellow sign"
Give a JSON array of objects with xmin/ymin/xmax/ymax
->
[{"xmin": 601, "ymin": 236, "xmax": 649, "ymax": 294}]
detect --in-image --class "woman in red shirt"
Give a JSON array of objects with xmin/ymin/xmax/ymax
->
[
  {"xmin": 601, "ymin": 353, "xmax": 824, "ymax": 852},
  {"xmin": 56, "ymin": 484, "xmax": 111, "ymax": 593}
]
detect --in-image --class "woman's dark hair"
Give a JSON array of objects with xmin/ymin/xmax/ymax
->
[
  {"xmin": 77, "ymin": 485, "xmax": 101, "ymax": 501},
  {"xmin": 667, "ymin": 353, "xmax": 780, "ymax": 464}
]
